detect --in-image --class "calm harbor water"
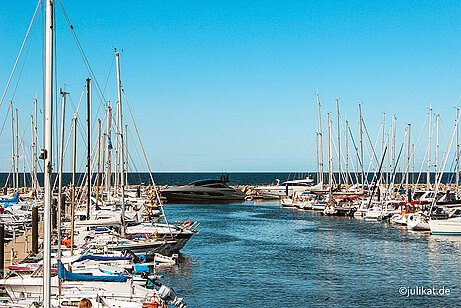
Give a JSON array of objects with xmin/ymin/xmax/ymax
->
[{"xmin": 160, "ymin": 201, "xmax": 461, "ymax": 307}]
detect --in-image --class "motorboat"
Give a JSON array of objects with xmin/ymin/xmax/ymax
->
[
  {"xmin": 254, "ymin": 177, "xmax": 322, "ymax": 199},
  {"xmin": 160, "ymin": 177, "xmax": 246, "ymax": 203}
]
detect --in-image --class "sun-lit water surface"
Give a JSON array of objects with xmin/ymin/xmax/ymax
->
[{"xmin": 158, "ymin": 201, "xmax": 461, "ymax": 307}]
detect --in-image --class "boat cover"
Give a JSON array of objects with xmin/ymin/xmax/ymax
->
[
  {"xmin": 0, "ymin": 193, "xmax": 19, "ymax": 204},
  {"xmin": 57, "ymin": 260, "xmax": 128, "ymax": 282},
  {"xmin": 71, "ymin": 255, "xmax": 131, "ymax": 263}
]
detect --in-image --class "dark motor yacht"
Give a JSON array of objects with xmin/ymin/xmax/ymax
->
[{"xmin": 160, "ymin": 175, "xmax": 246, "ymax": 203}]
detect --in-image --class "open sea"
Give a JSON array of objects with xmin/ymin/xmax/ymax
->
[
  {"xmin": 0, "ymin": 171, "xmax": 455, "ymax": 187},
  {"xmin": 159, "ymin": 201, "xmax": 461, "ymax": 307}
]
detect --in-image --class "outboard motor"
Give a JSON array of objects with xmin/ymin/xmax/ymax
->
[
  {"xmin": 141, "ymin": 273, "xmax": 186, "ymax": 308},
  {"xmin": 158, "ymin": 285, "xmax": 186, "ymax": 308}
]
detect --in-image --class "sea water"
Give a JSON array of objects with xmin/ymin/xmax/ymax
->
[{"xmin": 160, "ymin": 201, "xmax": 461, "ymax": 307}]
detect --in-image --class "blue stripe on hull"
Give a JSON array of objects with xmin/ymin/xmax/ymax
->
[{"xmin": 431, "ymin": 232, "xmax": 461, "ymax": 235}]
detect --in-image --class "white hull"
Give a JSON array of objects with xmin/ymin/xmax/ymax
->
[
  {"xmin": 255, "ymin": 182, "xmax": 323, "ymax": 199},
  {"xmin": 429, "ymin": 218, "xmax": 461, "ymax": 235}
]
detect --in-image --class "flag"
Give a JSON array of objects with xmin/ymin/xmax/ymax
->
[{"xmin": 108, "ymin": 136, "xmax": 113, "ymax": 150}]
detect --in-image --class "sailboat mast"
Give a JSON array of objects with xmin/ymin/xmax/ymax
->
[
  {"xmin": 382, "ymin": 113, "xmax": 386, "ymax": 189},
  {"xmin": 86, "ymin": 78, "xmax": 91, "ymax": 220},
  {"xmin": 316, "ymin": 92, "xmax": 323, "ymax": 186},
  {"xmin": 30, "ymin": 115, "xmax": 34, "ymax": 191},
  {"xmin": 71, "ymin": 116, "xmax": 77, "ymax": 255},
  {"xmin": 359, "ymin": 104, "xmax": 364, "ymax": 189},
  {"xmin": 96, "ymin": 119, "xmax": 101, "ymax": 205},
  {"xmin": 316, "ymin": 132, "xmax": 319, "ymax": 182},
  {"xmin": 435, "ymin": 114, "xmax": 440, "ymax": 180},
  {"xmin": 10, "ymin": 102, "xmax": 15, "ymax": 190},
  {"xmin": 58, "ymin": 89, "xmax": 67, "ymax": 261},
  {"xmin": 34, "ymin": 99, "xmax": 38, "ymax": 192},
  {"xmin": 15, "ymin": 109, "xmax": 19, "ymax": 190},
  {"xmin": 125, "ymin": 124, "xmax": 128, "ymax": 185},
  {"xmin": 391, "ymin": 116, "xmax": 396, "ymax": 196},
  {"xmin": 336, "ymin": 99, "xmax": 341, "ymax": 189},
  {"xmin": 43, "ymin": 0, "xmax": 54, "ymax": 304},
  {"xmin": 328, "ymin": 113, "xmax": 333, "ymax": 194},
  {"xmin": 115, "ymin": 49, "xmax": 126, "ymax": 235},
  {"xmin": 457, "ymin": 108, "xmax": 460, "ymax": 199},
  {"xmin": 106, "ymin": 102, "xmax": 112, "ymax": 201},
  {"xmin": 427, "ymin": 106, "xmax": 432, "ymax": 190},
  {"xmin": 406, "ymin": 124, "xmax": 411, "ymax": 197},
  {"xmin": 22, "ymin": 142, "xmax": 26, "ymax": 189},
  {"xmin": 57, "ymin": 89, "xmax": 67, "ymax": 299},
  {"xmin": 345, "ymin": 120, "xmax": 349, "ymax": 189}
]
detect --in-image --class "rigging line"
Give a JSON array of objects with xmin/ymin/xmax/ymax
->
[
  {"xmin": 126, "ymin": 127, "xmax": 145, "ymax": 184},
  {"xmin": 179, "ymin": 269, "xmax": 199, "ymax": 308},
  {"xmin": 122, "ymin": 88, "xmax": 173, "ymax": 231},
  {"xmin": 430, "ymin": 111, "xmax": 461, "ymax": 212},
  {"xmin": 102, "ymin": 57, "xmax": 115, "ymax": 95},
  {"xmin": 348, "ymin": 126, "xmax": 369, "ymax": 188},
  {"xmin": 11, "ymin": 10, "xmax": 39, "ymax": 101},
  {"xmin": 386, "ymin": 134, "xmax": 406, "ymax": 198},
  {"xmin": 20, "ymin": 140, "xmax": 34, "ymax": 184},
  {"xmin": 0, "ymin": 0, "xmax": 42, "ymax": 109},
  {"xmin": 3, "ymin": 165, "xmax": 14, "ymax": 189},
  {"xmin": 362, "ymin": 118, "xmax": 381, "ymax": 165},
  {"xmin": 56, "ymin": 0, "xmax": 107, "ymax": 107},
  {"xmin": 398, "ymin": 117, "xmax": 428, "ymax": 191},
  {"xmin": 0, "ymin": 104, "xmax": 12, "ymax": 138}
]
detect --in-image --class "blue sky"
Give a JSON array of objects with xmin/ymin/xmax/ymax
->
[{"xmin": 1, "ymin": 0, "xmax": 461, "ymax": 172}]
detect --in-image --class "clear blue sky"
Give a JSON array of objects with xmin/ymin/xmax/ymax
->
[{"xmin": 1, "ymin": 0, "xmax": 461, "ymax": 172}]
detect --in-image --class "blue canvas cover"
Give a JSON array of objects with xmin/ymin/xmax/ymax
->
[
  {"xmin": 72, "ymin": 255, "xmax": 131, "ymax": 264},
  {"xmin": 0, "ymin": 193, "xmax": 19, "ymax": 204},
  {"xmin": 57, "ymin": 260, "xmax": 128, "ymax": 282}
]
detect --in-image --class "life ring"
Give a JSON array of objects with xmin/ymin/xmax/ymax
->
[
  {"xmin": 182, "ymin": 220, "xmax": 193, "ymax": 229},
  {"xmin": 62, "ymin": 238, "xmax": 71, "ymax": 248}
]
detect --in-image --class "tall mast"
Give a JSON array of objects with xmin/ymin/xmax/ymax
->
[
  {"xmin": 115, "ymin": 49, "xmax": 125, "ymax": 235},
  {"xmin": 345, "ymin": 120, "xmax": 349, "ymax": 189},
  {"xmin": 43, "ymin": 0, "xmax": 54, "ymax": 305},
  {"xmin": 30, "ymin": 114, "xmax": 34, "ymax": 191},
  {"xmin": 427, "ymin": 106, "xmax": 432, "ymax": 190},
  {"xmin": 336, "ymin": 99, "xmax": 341, "ymax": 189},
  {"xmin": 58, "ymin": 90, "xmax": 67, "ymax": 261},
  {"xmin": 22, "ymin": 142, "xmax": 26, "ymax": 189},
  {"xmin": 10, "ymin": 102, "xmax": 15, "ymax": 190},
  {"xmin": 57, "ymin": 89, "xmax": 67, "ymax": 298},
  {"xmin": 457, "ymin": 108, "xmax": 460, "ymax": 199},
  {"xmin": 316, "ymin": 132, "xmax": 319, "ymax": 182},
  {"xmin": 391, "ymin": 115, "xmax": 396, "ymax": 195},
  {"xmin": 435, "ymin": 114, "xmax": 440, "ymax": 180},
  {"xmin": 96, "ymin": 119, "xmax": 101, "ymax": 205},
  {"xmin": 114, "ymin": 101, "xmax": 119, "ymax": 193},
  {"xmin": 70, "ymin": 116, "xmax": 77, "ymax": 255},
  {"xmin": 34, "ymin": 99, "xmax": 38, "ymax": 192},
  {"xmin": 406, "ymin": 124, "xmax": 411, "ymax": 196},
  {"xmin": 328, "ymin": 113, "xmax": 333, "ymax": 195},
  {"xmin": 316, "ymin": 92, "xmax": 323, "ymax": 186},
  {"xmin": 105, "ymin": 102, "xmax": 112, "ymax": 200},
  {"xmin": 382, "ymin": 113, "xmax": 386, "ymax": 188},
  {"xmin": 359, "ymin": 104, "xmax": 364, "ymax": 189},
  {"xmin": 125, "ymin": 124, "xmax": 128, "ymax": 185},
  {"xmin": 15, "ymin": 109, "xmax": 19, "ymax": 190},
  {"xmin": 86, "ymin": 78, "xmax": 91, "ymax": 220}
]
